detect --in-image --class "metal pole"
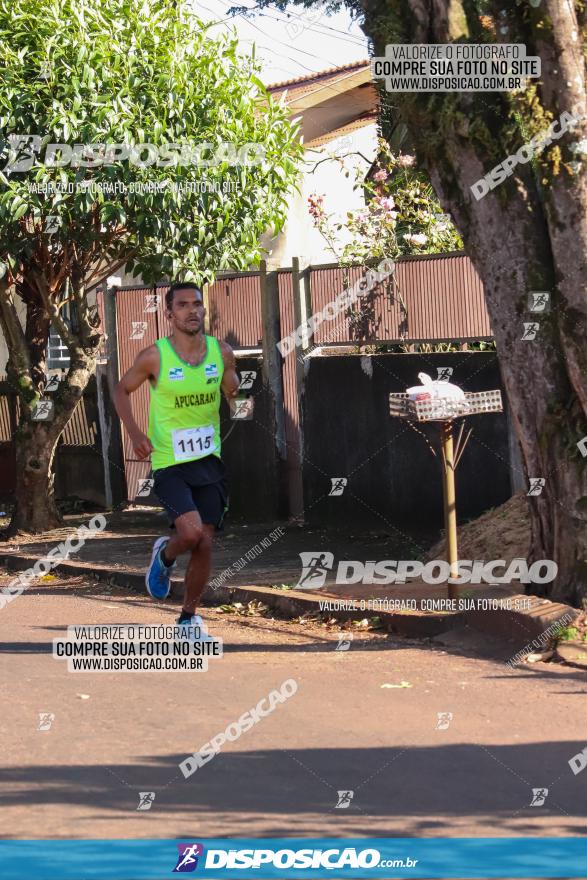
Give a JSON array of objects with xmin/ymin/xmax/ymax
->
[
  {"xmin": 202, "ymin": 280, "xmax": 211, "ymax": 335},
  {"xmin": 300, "ymin": 260, "xmax": 314, "ymax": 351},
  {"xmin": 291, "ymin": 256, "xmax": 306, "ymax": 489},
  {"xmin": 95, "ymin": 362, "xmax": 113, "ymax": 509},
  {"xmin": 440, "ymin": 421, "xmax": 459, "ymax": 599},
  {"xmin": 102, "ymin": 283, "xmax": 127, "ymax": 505},
  {"xmin": 260, "ymin": 260, "xmax": 289, "ymax": 517}
]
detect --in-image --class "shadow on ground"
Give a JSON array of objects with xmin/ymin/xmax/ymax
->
[
  {"xmin": 3, "ymin": 579, "xmax": 586, "ymax": 683},
  {"xmin": 0, "ymin": 742, "xmax": 585, "ymax": 838}
]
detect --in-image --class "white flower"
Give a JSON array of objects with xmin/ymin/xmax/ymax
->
[
  {"xmin": 404, "ymin": 233, "xmax": 428, "ymax": 246},
  {"xmin": 570, "ymin": 139, "xmax": 587, "ymax": 155}
]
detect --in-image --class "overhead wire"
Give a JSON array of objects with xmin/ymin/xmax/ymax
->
[
  {"xmin": 197, "ymin": 0, "xmax": 368, "ymax": 64},
  {"xmin": 255, "ymin": 8, "xmax": 368, "ymax": 47},
  {"xmin": 198, "ymin": 4, "xmax": 369, "ymax": 91}
]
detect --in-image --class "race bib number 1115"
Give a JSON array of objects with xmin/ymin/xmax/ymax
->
[{"xmin": 172, "ymin": 425, "xmax": 216, "ymax": 461}]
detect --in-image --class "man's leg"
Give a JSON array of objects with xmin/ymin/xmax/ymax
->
[{"xmin": 164, "ymin": 511, "xmax": 215, "ymax": 614}]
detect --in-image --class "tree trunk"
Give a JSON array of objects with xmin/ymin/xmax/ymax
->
[
  {"xmin": 428, "ymin": 157, "xmax": 587, "ymax": 608},
  {"xmin": 421, "ymin": 129, "xmax": 587, "ymax": 608},
  {"xmin": 11, "ymin": 419, "xmax": 63, "ymax": 533},
  {"xmin": 453, "ymin": 194, "xmax": 587, "ymax": 608},
  {"xmin": 6, "ymin": 354, "xmax": 97, "ymax": 537},
  {"xmin": 0, "ymin": 267, "xmax": 101, "ymax": 537},
  {"xmin": 354, "ymin": 0, "xmax": 587, "ymax": 605}
]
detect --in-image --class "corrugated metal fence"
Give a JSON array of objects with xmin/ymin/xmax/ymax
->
[
  {"xmin": 207, "ymin": 252, "xmax": 492, "ymax": 348},
  {"xmin": 310, "ymin": 254, "xmax": 492, "ymax": 344},
  {"xmin": 0, "ymin": 252, "xmax": 493, "ymax": 510},
  {"xmin": 113, "ymin": 284, "xmax": 167, "ymax": 500},
  {"xmin": 113, "ymin": 252, "xmax": 492, "ymax": 506}
]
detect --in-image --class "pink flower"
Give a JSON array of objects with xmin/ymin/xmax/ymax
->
[
  {"xmin": 397, "ymin": 155, "xmax": 416, "ymax": 168},
  {"xmin": 373, "ymin": 168, "xmax": 388, "ymax": 182},
  {"xmin": 307, "ymin": 193, "xmax": 326, "ymax": 221},
  {"xmin": 377, "ymin": 196, "xmax": 396, "ymax": 212}
]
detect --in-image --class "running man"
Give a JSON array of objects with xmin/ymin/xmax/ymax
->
[{"xmin": 113, "ymin": 281, "xmax": 240, "ymax": 637}]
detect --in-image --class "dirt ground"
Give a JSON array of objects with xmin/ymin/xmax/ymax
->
[{"xmin": 426, "ymin": 492, "xmax": 530, "ymax": 564}]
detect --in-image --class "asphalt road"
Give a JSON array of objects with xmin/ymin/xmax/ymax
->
[{"xmin": 1, "ymin": 573, "xmax": 586, "ymax": 841}]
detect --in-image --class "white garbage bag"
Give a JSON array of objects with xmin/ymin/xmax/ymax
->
[{"xmin": 406, "ymin": 372, "xmax": 468, "ymax": 418}]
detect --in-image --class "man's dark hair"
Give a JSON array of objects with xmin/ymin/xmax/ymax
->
[{"xmin": 165, "ymin": 281, "xmax": 203, "ymax": 310}]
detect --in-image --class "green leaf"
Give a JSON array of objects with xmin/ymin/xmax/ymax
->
[
  {"xmin": 0, "ymin": 0, "xmax": 302, "ymax": 301},
  {"xmin": 12, "ymin": 202, "xmax": 28, "ymax": 221}
]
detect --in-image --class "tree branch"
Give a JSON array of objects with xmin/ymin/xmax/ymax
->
[
  {"xmin": 0, "ymin": 280, "xmax": 30, "ymax": 370},
  {"xmin": 0, "ymin": 279, "xmax": 35, "ymax": 403},
  {"xmin": 28, "ymin": 268, "xmax": 76, "ymax": 349}
]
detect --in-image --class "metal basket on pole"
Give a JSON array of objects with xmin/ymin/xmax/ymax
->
[{"xmin": 389, "ymin": 389, "xmax": 504, "ymax": 599}]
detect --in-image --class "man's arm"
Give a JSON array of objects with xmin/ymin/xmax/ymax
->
[
  {"xmin": 113, "ymin": 345, "xmax": 159, "ymax": 460},
  {"xmin": 219, "ymin": 341, "xmax": 240, "ymax": 403}
]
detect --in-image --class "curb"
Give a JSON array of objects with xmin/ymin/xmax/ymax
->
[
  {"xmin": 0, "ymin": 552, "xmax": 460, "ymax": 639},
  {"xmin": 554, "ymin": 640, "xmax": 587, "ymax": 669},
  {"xmin": 0, "ymin": 552, "xmax": 578, "ymax": 649},
  {"xmin": 462, "ymin": 597, "xmax": 579, "ymax": 648}
]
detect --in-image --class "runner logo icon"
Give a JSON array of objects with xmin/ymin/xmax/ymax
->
[
  {"xmin": 173, "ymin": 843, "xmax": 204, "ymax": 872},
  {"xmin": 297, "ymin": 552, "xmax": 334, "ymax": 588}
]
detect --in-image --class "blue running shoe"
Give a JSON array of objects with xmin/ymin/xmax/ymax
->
[
  {"xmin": 145, "ymin": 537, "xmax": 176, "ymax": 599},
  {"xmin": 176, "ymin": 613, "xmax": 213, "ymax": 642}
]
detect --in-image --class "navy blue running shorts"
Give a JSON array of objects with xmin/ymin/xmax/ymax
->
[{"xmin": 152, "ymin": 455, "xmax": 229, "ymax": 530}]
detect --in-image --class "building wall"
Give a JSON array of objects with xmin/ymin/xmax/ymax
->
[{"xmin": 261, "ymin": 123, "xmax": 378, "ymax": 268}]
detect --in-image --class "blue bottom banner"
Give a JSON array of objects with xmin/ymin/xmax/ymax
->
[{"xmin": 0, "ymin": 838, "xmax": 586, "ymax": 879}]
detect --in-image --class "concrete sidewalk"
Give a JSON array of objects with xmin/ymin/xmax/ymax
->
[
  {"xmin": 1, "ymin": 507, "xmax": 435, "ymax": 589},
  {"xmin": 0, "ymin": 508, "xmax": 577, "ymax": 652}
]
